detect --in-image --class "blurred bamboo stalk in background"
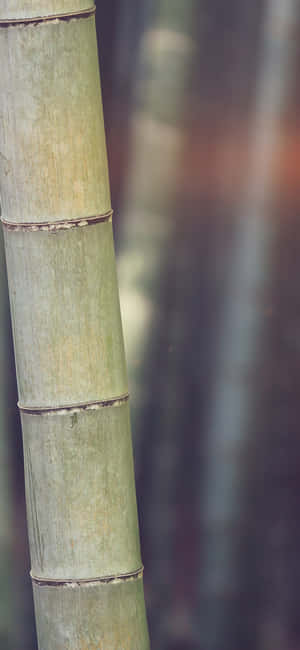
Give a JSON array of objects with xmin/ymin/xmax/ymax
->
[
  {"xmin": 118, "ymin": 0, "xmax": 196, "ymax": 439},
  {"xmin": 0, "ymin": 2, "xmax": 149, "ymax": 648},
  {"xmin": 196, "ymin": 1, "xmax": 297, "ymax": 648},
  {"xmin": 116, "ymin": 1, "xmax": 196, "ymax": 646}
]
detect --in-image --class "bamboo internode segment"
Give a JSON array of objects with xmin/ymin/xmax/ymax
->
[
  {"xmin": 0, "ymin": 15, "xmax": 110, "ymax": 224},
  {"xmin": 21, "ymin": 403, "xmax": 142, "ymax": 580},
  {"xmin": 0, "ymin": 1, "xmax": 94, "ymax": 21},
  {"xmin": 4, "ymin": 222, "xmax": 128, "ymax": 409},
  {"xmin": 0, "ymin": 7, "xmax": 150, "ymax": 648},
  {"xmin": 33, "ymin": 574, "xmax": 149, "ymax": 649}
]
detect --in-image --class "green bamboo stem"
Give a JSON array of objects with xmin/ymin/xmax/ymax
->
[{"xmin": 0, "ymin": 3, "xmax": 149, "ymax": 648}]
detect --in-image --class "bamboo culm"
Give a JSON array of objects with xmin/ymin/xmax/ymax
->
[{"xmin": 0, "ymin": 2, "xmax": 150, "ymax": 648}]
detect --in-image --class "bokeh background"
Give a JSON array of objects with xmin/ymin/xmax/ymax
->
[{"xmin": 2, "ymin": 0, "xmax": 300, "ymax": 648}]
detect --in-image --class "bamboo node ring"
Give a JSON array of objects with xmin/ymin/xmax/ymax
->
[
  {"xmin": 18, "ymin": 394, "xmax": 130, "ymax": 416},
  {"xmin": 0, "ymin": 6, "xmax": 96, "ymax": 26},
  {"xmin": 1, "ymin": 210, "xmax": 113, "ymax": 231},
  {"xmin": 30, "ymin": 566, "xmax": 144, "ymax": 587}
]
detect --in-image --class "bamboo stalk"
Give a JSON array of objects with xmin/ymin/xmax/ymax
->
[{"xmin": 0, "ymin": 3, "xmax": 150, "ymax": 648}]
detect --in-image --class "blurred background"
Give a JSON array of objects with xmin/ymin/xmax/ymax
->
[{"xmin": 2, "ymin": 0, "xmax": 300, "ymax": 648}]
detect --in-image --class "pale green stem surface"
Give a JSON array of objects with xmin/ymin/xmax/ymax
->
[{"xmin": 0, "ymin": 3, "xmax": 150, "ymax": 648}]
